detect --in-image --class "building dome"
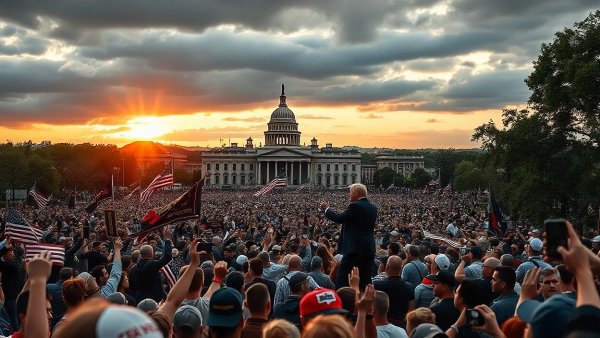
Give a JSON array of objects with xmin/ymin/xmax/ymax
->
[
  {"xmin": 270, "ymin": 106, "xmax": 296, "ymax": 121},
  {"xmin": 264, "ymin": 84, "xmax": 301, "ymax": 147}
]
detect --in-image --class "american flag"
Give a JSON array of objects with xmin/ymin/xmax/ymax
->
[
  {"xmin": 588, "ymin": 203, "xmax": 595, "ymax": 216},
  {"xmin": 29, "ymin": 182, "xmax": 50, "ymax": 209},
  {"xmin": 422, "ymin": 230, "xmax": 461, "ymax": 248},
  {"xmin": 254, "ymin": 177, "xmax": 287, "ymax": 196},
  {"xmin": 442, "ymin": 183, "xmax": 452, "ymax": 194},
  {"xmin": 160, "ymin": 265, "xmax": 177, "ymax": 288},
  {"xmin": 5, "ymin": 209, "xmax": 44, "ymax": 244},
  {"xmin": 140, "ymin": 162, "xmax": 174, "ymax": 203},
  {"xmin": 26, "ymin": 243, "xmax": 65, "ymax": 266}
]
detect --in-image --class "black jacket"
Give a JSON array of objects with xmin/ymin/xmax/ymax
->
[
  {"xmin": 130, "ymin": 240, "xmax": 172, "ymax": 302},
  {"xmin": 325, "ymin": 197, "xmax": 377, "ymax": 256},
  {"xmin": 272, "ymin": 295, "xmax": 302, "ymax": 330}
]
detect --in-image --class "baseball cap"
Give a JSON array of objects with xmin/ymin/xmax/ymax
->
[
  {"xmin": 410, "ymin": 323, "xmax": 446, "ymax": 338},
  {"xmin": 592, "ymin": 235, "xmax": 600, "ymax": 244},
  {"xmin": 173, "ymin": 305, "xmax": 203, "ymax": 333},
  {"xmin": 426, "ymin": 270, "xmax": 455, "ymax": 288},
  {"xmin": 96, "ymin": 305, "xmax": 162, "ymax": 338},
  {"xmin": 207, "ymin": 287, "xmax": 243, "ymax": 327},
  {"xmin": 288, "ymin": 272, "xmax": 309, "ymax": 292},
  {"xmin": 529, "ymin": 238, "xmax": 543, "ymax": 252},
  {"xmin": 235, "ymin": 255, "xmax": 248, "ymax": 266},
  {"xmin": 390, "ymin": 230, "xmax": 399, "ymax": 237},
  {"xmin": 271, "ymin": 245, "xmax": 282, "ymax": 252},
  {"xmin": 334, "ymin": 254, "xmax": 343, "ymax": 262},
  {"xmin": 300, "ymin": 288, "xmax": 348, "ymax": 318},
  {"xmin": 519, "ymin": 295, "xmax": 575, "ymax": 338},
  {"xmin": 434, "ymin": 254, "xmax": 450, "ymax": 271},
  {"xmin": 137, "ymin": 298, "xmax": 159, "ymax": 313}
]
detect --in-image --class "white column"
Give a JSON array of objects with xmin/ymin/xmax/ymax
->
[
  {"xmin": 291, "ymin": 162, "xmax": 295, "ymax": 185},
  {"xmin": 257, "ymin": 162, "xmax": 261, "ymax": 185},
  {"xmin": 275, "ymin": 161, "xmax": 279, "ymax": 178},
  {"xmin": 299, "ymin": 162, "xmax": 303, "ymax": 185},
  {"xmin": 266, "ymin": 161, "xmax": 270, "ymax": 182}
]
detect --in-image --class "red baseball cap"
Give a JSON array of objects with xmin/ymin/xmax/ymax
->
[{"xmin": 300, "ymin": 288, "xmax": 349, "ymax": 318}]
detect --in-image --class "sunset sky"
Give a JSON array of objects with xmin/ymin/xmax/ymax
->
[{"xmin": 0, "ymin": 1, "xmax": 597, "ymax": 149}]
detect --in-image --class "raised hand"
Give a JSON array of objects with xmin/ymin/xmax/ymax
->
[
  {"xmin": 214, "ymin": 261, "xmax": 228, "ymax": 281},
  {"xmin": 26, "ymin": 251, "xmax": 52, "ymax": 281},
  {"xmin": 356, "ymin": 284, "xmax": 375, "ymax": 314},
  {"xmin": 189, "ymin": 238, "xmax": 200, "ymax": 267},
  {"xmin": 520, "ymin": 267, "xmax": 541, "ymax": 301},
  {"xmin": 113, "ymin": 237, "xmax": 123, "ymax": 251},
  {"xmin": 348, "ymin": 266, "xmax": 360, "ymax": 291}
]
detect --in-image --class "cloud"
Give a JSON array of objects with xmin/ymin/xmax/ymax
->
[
  {"xmin": 426, "ymin": 118, "xmax": 440, "ymax": 123},
  {"xmin": 297, "ymin": 114, "xmax": 334, "ymax": 120},
  {"xmin": 222, "ymin": 116, "xmax": 265, "ymax": 122}
]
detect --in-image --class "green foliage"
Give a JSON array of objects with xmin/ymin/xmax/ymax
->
[
  {"xmin": 373, "ymin": 167, "xmax": 396, "ymax": 187},
  {"xmin": 453, "ymin": 161, "xmax": 484, "ymax": 192},
  {"xmin": 473, "ymin": 10, "xmax": 600, "ymax": 229},
  {"xmin": 411, "ymin": 168, "xmax": 431, "ymax": 188}
]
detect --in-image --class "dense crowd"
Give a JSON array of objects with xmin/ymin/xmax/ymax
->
[{"xmin": 0, "ymin": 186, "xmax": 599, "ymax": 338}]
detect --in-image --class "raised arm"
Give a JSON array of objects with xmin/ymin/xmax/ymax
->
[
  {"xmin": 158, "ymin": 238, "xmax": 201, "ymax": 319},
  {"xmin": 24, "ymin": 251, "xmax": 52, "ymax": 338},
  {"xmin": 100, "ymin": 238, "xmax": 123, "ymax": 298}
]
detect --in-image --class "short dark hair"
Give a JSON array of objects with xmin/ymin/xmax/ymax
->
[
  {"xmin": 249, "ymin": 258, "xmax": 264, "ymax": 276},
  {"xmin": 336, "ymin": 287, "xmax": 356, "ymax": 314},
  {"xmin": 494, "ymin": 266, "xmax": 516, "ymax": 290},
  {"xmin": 59, "ymin": 267, "xmax": 74, "ymax": 281},
  {"xmin": 180, "ymin": 265, "xmax": 204, "ymax": 293},
  {"xmin": 556, "ymin": 264, "xmax": 574, "ymax": 284},
  {"xmin": 388, "ymin": 242, "xmax": 401, "ymax": 255},
  {"xmin": 245, "ymin": 283, "xmax": 270, "ymax": 314},
  {"xmin": 90, "ymin": 265, "xmax": 106, "ymax": 284},
  {"xmin": 457, "ymin": 280, "xmax": 483, "ymax": 308},
  {"xmin": 408, "ymin": 245, "xmax": 420, "ymax": 258}
]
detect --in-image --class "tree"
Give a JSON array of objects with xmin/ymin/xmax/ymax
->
[
  {"xmin": 0, "ymin": 146, "xmax": 28, "ymax": 199},
  {"xmin": 473, "ymin": 11, "xmax": 600, "ymax": 227},
  {"xmin": 372, "ymin": 167, "xmax": 395, "ymax": 187},
  {"xmin": 453, "ymin": 160, "xmax": 484, "ymax": 192},
  {"xmin": 411, "ymin": 168, "xmax": 431, "ymax": 188}
]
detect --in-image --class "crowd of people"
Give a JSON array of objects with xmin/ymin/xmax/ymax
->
[{"xmin": 0, "ymin": 183, "xmax": 599, "ymax": 338}]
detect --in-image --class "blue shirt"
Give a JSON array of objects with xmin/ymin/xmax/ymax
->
[
  {"xmin": 490, "ymin": 291, "xmax": 519, "ymax": 326},
  {"xmin": 515, "ymin": 257, "xmax": 551, "ymax": 283},
  {"xmin": 401, "ymin": 259, "xmax": 428, "ymax": 288}
]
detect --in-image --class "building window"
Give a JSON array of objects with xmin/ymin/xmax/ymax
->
[
  {"xmin": 352, "ymin": 164, "xmax": 356, "ymax": 171},
  {"xmin": 343, "ymin": 164, "xmax": 347, "ymax": 171},
  {"xmin": 351, "ymin": 176, "xmax": 356, "ymax": 184},
  {"xmin": 224, "ymin": 175, "xmax": 229, "ymax": 184},
  {"xmin": 216, "ymin": 163, "xmax": 220, "ymax": 171},
  {"xmin": 318, "ymin": 164, "xmax": 322, "ymax": 171},
  {"xmin": 241, "ymin": 175, "xmax": 245, "ymax": 185},
  {"xmin": 327, "ymin": 164, "xmax": 330, "ymax": 171},
  {"xmin": 334, "ymin": 176, "xmax": 339, "ymax": 185},
  {"xmin": 215, "ymin": 175, "xmax": 220, "ymax": 184},
  {"xmin": 224, "ymin": 163, "xmax": 228, "ymax": 170},
  {"xmin": 233, "ymin": 163, "xmax": 236, "ymax": 171},
  {"xmin": 232, "ymin": 175, "xmax": 237, "ymax": 184},
  {"xmin": 250, "ymin": 163, "xmax": 254, "ymax": 170},
  {"xmin": 335, "ymin": 164, "xmax": 339, "ymax": 171},
  {"xmin": 326, "ymin": 176, "xmax": 330, "ymax": 186},
  {"xmin": 207, "ymin": 163, "xmax": 211, "ymax": 170},
  {"xmin": 342, "ymin": 175, "xmax": 347, "ymax": 185},
  {"xmin": 241, "ymin": 163, "xmax": 245, "ymax": 171},
  {"xmin": 317, "ymin": 175, "xmax": 322, "ymax": 185}
]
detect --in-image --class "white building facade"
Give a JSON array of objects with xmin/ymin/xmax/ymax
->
[{"xmin": 202, "ymin": 86, "xmax": 362, "ymax": 188}]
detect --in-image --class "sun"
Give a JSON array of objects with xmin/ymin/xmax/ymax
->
[{"xmin": 122, "ymin": 116, "xmax": 168, "ymax": 140}]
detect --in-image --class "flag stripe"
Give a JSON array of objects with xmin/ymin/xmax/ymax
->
[
  {"xmin": 5, "ymin": 209, "xmax": 43, "ymax": 244},
  {"xmin": 423, "ymin": 230, "xmax": 461, "ymax": 248},
  {"xmin": 26, "ymin": 243, "xmax": 65, "ymax": 266},
  {"xmin": 140, "ymin": 163, "xmax": 174, "ymax": 203},
  {"xmin": 254, "ymin": 178, "xmax": 287, "ymax": 196},
  {"xmin": 160, "ymin": 265, "xmax": 177, "ymax": 288},
  {"xmin": 29, "ymin": 183, "xmax": 50, "ymax": 209}
]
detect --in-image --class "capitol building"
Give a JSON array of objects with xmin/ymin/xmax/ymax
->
[{"xmin": 202, "ymin": 85, "xmax": 425, "ymax": 188}]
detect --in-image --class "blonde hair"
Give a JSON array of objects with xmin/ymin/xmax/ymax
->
[
  {"xmin": 406, "ymin": 308, "xmax": 436, "ymax": 336},
  {"xmin": 302, "ymin": 315, "xmax": 353, "ymax": 338},
  {"xmin": 263, "ymin": 319, "xmax": 300, "ymax": 338}
]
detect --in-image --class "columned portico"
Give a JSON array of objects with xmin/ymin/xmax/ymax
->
[{"xmin": 257, "ymin": 159, "xmax": 312, "ymax": 186}]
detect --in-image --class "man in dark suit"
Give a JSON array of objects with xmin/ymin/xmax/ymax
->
[
  {"xmin": 129, "ymin": 227, "xmax": 173, "ymax": 302},
  {"xmin": 320, "ymin": 183, "xmax": 377, "ymax": 289}
]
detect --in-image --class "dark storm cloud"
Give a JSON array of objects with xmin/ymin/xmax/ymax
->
[{"xmin": 0, "ymin": 25, "xmax": 47, "ymax": 56}]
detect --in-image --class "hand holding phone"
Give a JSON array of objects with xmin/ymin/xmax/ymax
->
[
  {"xmin": 466, "ymin": 309, "xmax": 485, "ymax": 327},
  {"xmin": 544, "ymin": 218, "xmax": 568, "ymax": 260},
  {"xmin": 196, "ymin": 242, "xmax": 213, "ymax": 254}
]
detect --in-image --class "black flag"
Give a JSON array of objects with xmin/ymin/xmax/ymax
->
[
  {"xmin": 129, "ymin": 178, "xmax": 204, "ymax": 243},
  {"xmin": 85, "ymin": 177, "xmax": 114, "ymax": 213}
]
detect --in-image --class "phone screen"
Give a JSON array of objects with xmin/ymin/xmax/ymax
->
[
  {"xmin": 544, "ymin": 218, "xmax": 568, "ymax": 259},
  {"xmin": 197, "ymin": 242, "xmax": 213, "ymax": 254}
]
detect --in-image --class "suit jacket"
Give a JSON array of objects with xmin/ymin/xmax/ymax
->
[
  {"xmin": 325, "ymin": 197, "xmax": 377, "ymax": 256},
  {"xmin": 130, "ymin": 240, "xmax": 172, "ymax": 302}
]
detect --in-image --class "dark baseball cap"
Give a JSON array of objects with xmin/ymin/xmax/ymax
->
[
  {"xmin": 288, "ymin": 272, "xmax": 309, "ymax": 292},
  {"xmin": 426, "ymin": 270, "xmax": 455, "ymax": 288},
  {"xmin": 207, "ymin": 287, "xmax": 243, "ymax": 327}
]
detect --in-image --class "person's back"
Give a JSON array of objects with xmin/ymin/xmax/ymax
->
[
  {"xmin": 241, "ymin": 284, "xmax": 270, "ymax": 338},
  {"xmin": 374, "ymin": 291, "xmax": 408, "ymax": 338},
  {"xmin": 374, "ymin": 256, "xmax": 414, "ymax": 327},
  {"xmin": 130, "ymin": 243, "xmax": 172, "ymax": 302},
  {"xmin": 401, "ymin": 246, "xmax": 427, "ymax": 287},
  {"xmin": 47, "ymin": 268, "xmax": 73, "ymax": 327}
]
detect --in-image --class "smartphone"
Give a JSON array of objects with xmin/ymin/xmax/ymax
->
[
  {"xmin": 196, "ymin": 242, "xmax": 213, "ymax": 254},
  {"xmin": 459, "ymin": 247, "xmax": 468, "ymax": 256},
  {"xmin": 466, "ymin": 309, "xmax": 485, "ymax": 327},
  {"xmin": 83, "ymin": 226, "xmax": 90, "ymax": 240},
  {"xmin": 544, "ymin": 218, "xmax": 568, "ymax": 259}
]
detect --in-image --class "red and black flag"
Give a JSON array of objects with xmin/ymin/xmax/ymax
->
[
  {"xmin": 488, "ymin": 193, "xmax": 507, "ymax": 236},
  {"xmin": 129, "ymin": 177, "xmax": 204, "ymax": 243},
  {"xmin": 85, "ymin": 177, "xmax": 114, "ymax": 213}
]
